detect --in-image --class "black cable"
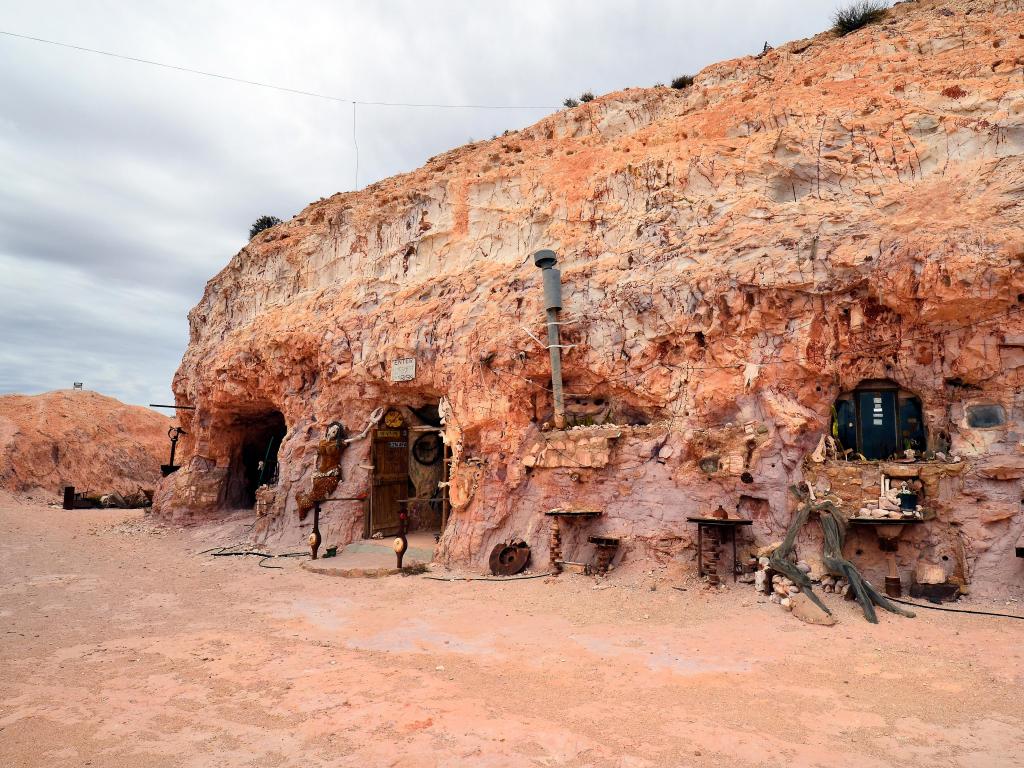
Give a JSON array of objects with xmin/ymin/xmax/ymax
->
[
  {"xmin": 422, "ymin": 572, "xmax": 550, "ymax": 581},
  {"xmin": 211, "ymin": 550, "xmax": 273, "ymax": 557},
  {"xmin": 887, "ymin": 596, "xmax": 1024, "ymax": 620}
]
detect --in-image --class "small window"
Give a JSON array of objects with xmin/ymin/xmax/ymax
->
[{"xmin": 966, "ymin": 404, "xmax": 1005, "ymax": 429}]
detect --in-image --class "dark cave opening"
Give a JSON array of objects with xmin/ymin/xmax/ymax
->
[{"xmin": 227, "ymin": 410, "xmax": 287, "ymax": 508}]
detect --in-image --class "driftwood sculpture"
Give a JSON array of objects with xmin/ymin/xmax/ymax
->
[
  {"xmin": 296, "ymin": 421, "xmax": 346, "ymax": 520},
  {"xmin": 769, "ymin": 486, "xmax": 915, "ymax": 624}
]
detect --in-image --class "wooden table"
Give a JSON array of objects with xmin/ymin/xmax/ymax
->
[{"xmin": 686, "ymin": 517, "xmax": 753, "ymax": 584}]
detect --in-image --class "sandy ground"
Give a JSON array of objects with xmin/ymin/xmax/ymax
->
[{"xmin": 1, "ymin": 497, "xmax": 1022, "ymax": 768}]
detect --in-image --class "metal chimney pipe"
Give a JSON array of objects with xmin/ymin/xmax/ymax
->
[{"xmin": 533, "ymin": 249, "xmax": 566, "ymax": 429}]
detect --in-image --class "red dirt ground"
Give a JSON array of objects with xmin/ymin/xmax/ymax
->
[{"xmin": 1, "ymin": 496, "xmax": 1021, "ymax": 767}]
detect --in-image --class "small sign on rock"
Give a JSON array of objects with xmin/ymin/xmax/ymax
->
[{"xmin": 391, "ymin": 357, "xmax": 416, "ymax": 382}]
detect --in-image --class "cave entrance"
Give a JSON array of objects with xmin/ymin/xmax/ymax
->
[
  {"xmin": 832, "ymin": 380, "xmax": 925, "ymax": 460},
  {"xmin": 229, "ymin": 410, "xmax": 287, "ymax": 508},
  {"xmin": 367, "ymin": 404, "xmax": 450, "ymax": 539}
]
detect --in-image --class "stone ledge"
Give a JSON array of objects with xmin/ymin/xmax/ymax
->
[{"xmin": 301, "ymin": 560, "xmax": 427, "ymax": 578}]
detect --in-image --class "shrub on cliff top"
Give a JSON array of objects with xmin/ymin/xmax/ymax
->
[
  {"xmin": 832, "ymin": 0, "xmax": 888, "ymax": 36},
  {"xmin": 579, "ymin": 91, "xmax": 595, "ymax": 103},
  {"xmin": 249, "ymin": 215, "xmax": 282, "ymax": 240},
  {"xmin": 671, "ymin": 74, "xmax": 694, "ymax": 90},
  {"xmin": 563, "ymin": 97, "xmax": 579, "ymax": 108}
]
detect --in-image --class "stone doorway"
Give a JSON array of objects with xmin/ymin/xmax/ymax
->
[
  {"xmin": 366, "ymin": 405, "xmax": 449, "ymax": 538},
  {"xmin": 226, "ymin": 410, "xmax": 286, "ymax": 509}
]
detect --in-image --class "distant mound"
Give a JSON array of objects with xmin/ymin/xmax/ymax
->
[{"xmin": 0, "ymin": 390, "xmax": 171, "ymax": 498}]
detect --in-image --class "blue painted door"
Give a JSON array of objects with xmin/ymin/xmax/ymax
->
[{"xmin": 858, "ymin": 390, "xmax": 898, "ymax": 460}]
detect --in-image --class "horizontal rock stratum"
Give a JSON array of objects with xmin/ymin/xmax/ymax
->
[
  {"xmin": 159, "ymin": 0, "xmax": 1024, "ymax": 594},
  {"xmin": 0, "ymin": 390, "xmax": 170, "ymax": 498}
]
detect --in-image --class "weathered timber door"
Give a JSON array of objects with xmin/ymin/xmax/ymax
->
[{"xmin": 370, "ymin": 408, "xmax": 409, "ymax": 536}]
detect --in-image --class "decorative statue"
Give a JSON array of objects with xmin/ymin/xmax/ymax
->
[{"xmin": 297, "ymin": 421, "xmax": 346, "ymax": 519}]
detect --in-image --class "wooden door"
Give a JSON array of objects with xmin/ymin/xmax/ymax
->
[{"xmin": 370, "ymin": 409, "xmax": 409, "ymax": 536}]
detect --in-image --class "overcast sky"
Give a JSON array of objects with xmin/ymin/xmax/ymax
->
[{"xmin": 0, "ymin": 0, "xmax": 843, "ymax": 407}]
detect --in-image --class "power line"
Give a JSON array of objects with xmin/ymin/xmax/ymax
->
[
  {"xmin": 352, "ymin": 102, "xmax": 359, "ymax": 190},
  {"xmin": 0, "ymin": 29, "xmax": 556, "ymax": 111}
]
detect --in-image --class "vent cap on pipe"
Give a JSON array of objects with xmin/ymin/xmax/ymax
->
[{"xmin": 533, "ymin": 249, "xmax": 558, "ymax": 270}]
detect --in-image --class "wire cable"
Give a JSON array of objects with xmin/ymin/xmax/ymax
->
[
  {"xmin": 0, "ymin": 29, "xmax": 556, "ymax": 110},
  {"xmin": 422, "ymin": 572, "xmax": 551, "ymax": 581},
  {"xmin": 887, "ymin": 596, "xmax": 1024, "ymax": 620},
  {"xmin": 352, "ymin": 102, "xmax": 359, "ymax": 190}
]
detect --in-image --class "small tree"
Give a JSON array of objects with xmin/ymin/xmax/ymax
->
[
  {"xmin": 579, "ymin": 91, "xmax": 595, "ymax": 103},
  {"xmin": 563, "ymin": 97, "xmax": 579, "ymax": 108},
  {"xmin": 249, "ymin": 215, "xmax": 282, "ymax": 240},
  {"xmin": 832, "ymin": 0, "xmax": 888, "ymax": 36},
  {"xmin": 671, "ymin": 74, "xmax": 694, "ymax": 90}
]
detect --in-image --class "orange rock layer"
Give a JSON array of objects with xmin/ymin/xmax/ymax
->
[
  {"xmin": 158, "ymin": 0, "xmax": 1024, "ymax": 594},
  {"xmin": 0, "ymin": 390, "xmax": 171, "ymax": 498}
]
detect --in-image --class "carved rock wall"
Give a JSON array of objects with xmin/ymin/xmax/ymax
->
[{"xmin": 157, "ymin": 0, "xmax": 1024, "ymax": 595}]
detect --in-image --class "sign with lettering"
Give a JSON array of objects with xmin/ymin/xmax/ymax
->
[{"xmin": 391, "ymin": 357, "xmax": 416, "ymax": 382}]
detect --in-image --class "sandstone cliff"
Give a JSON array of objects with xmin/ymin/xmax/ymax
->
[
  {"xmin": 160, "ymin": 0, "xmax": 1024, "ymax": 594},
  {"xmin": 0, "ymin": 390, "xmax": 171, "ymax": 498}
]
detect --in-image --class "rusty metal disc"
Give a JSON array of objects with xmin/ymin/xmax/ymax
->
[{"xmin": 488, "ymin": 540, "xmax": 530, "ymax": 576}]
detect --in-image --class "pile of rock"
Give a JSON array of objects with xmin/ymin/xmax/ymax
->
[
  {"xmin": 770, "ymin": 571, "xmax": 801, "ymax": 611},
  {"xmin": 817, "ymin": 573, "xmax": 850, "ymax": 595},
  {"xmin": 855, "ymin": 478, "xmax": 924, "ymax": 520},
  {"xmin": 751, "ymin": 551, "xmax": 850, "ymax": 613},
  {"xmin": 255, "ymin": 485, "xmax": 277, "ymax": 517}
]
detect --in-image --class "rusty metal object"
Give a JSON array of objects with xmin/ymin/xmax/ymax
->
[
  {"xmin": 161, "ymin": 426, "xmax": 186, "ymax": 477},
  {"xmin": 688, "ymin": 516, "xmax": 753, "ymax": 584},
  {"xmin": 884, "ymin": 576, "xmax": 903, "ymax": 598},
  {"xmin": 488, "ymin": 540, "xmax": 531, "ymax": 576}
]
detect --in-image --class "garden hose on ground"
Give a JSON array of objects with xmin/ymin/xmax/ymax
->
[{"xmin": 198, "ymin": 546, "xmax": 308, "ymax": 569}]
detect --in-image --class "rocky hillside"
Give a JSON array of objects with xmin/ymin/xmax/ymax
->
[
  {"xmin": 162, "ymin": 0, "xmax": 1024, "ymax": 591},
  {"xmin": 0, "ymin": 390, "xmax": 171, "ymax": 498}
]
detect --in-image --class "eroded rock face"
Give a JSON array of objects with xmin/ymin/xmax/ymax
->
[
  {"xmin": 0, "ymin": 390, "xmax": 171, "ymax": 498},
  {"xmin": 158, "ymin": 0, "xmax": 1024, "ymax": 594}
]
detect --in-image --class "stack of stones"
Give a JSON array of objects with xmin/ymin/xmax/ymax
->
[
  {"xmin": 254, "ymin": 485, "xmax": 277, "ymax": 517},
  {"xmin": 752, "ymin": 552, "xmax": 850, "ymax": 612},
  {"xmin": 769, "ymin": 566, "xmax": 806, "ymax": 611},
  {"xmin": 818, "ymin": 573, "xmax": 851, "ymax": 595}
]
